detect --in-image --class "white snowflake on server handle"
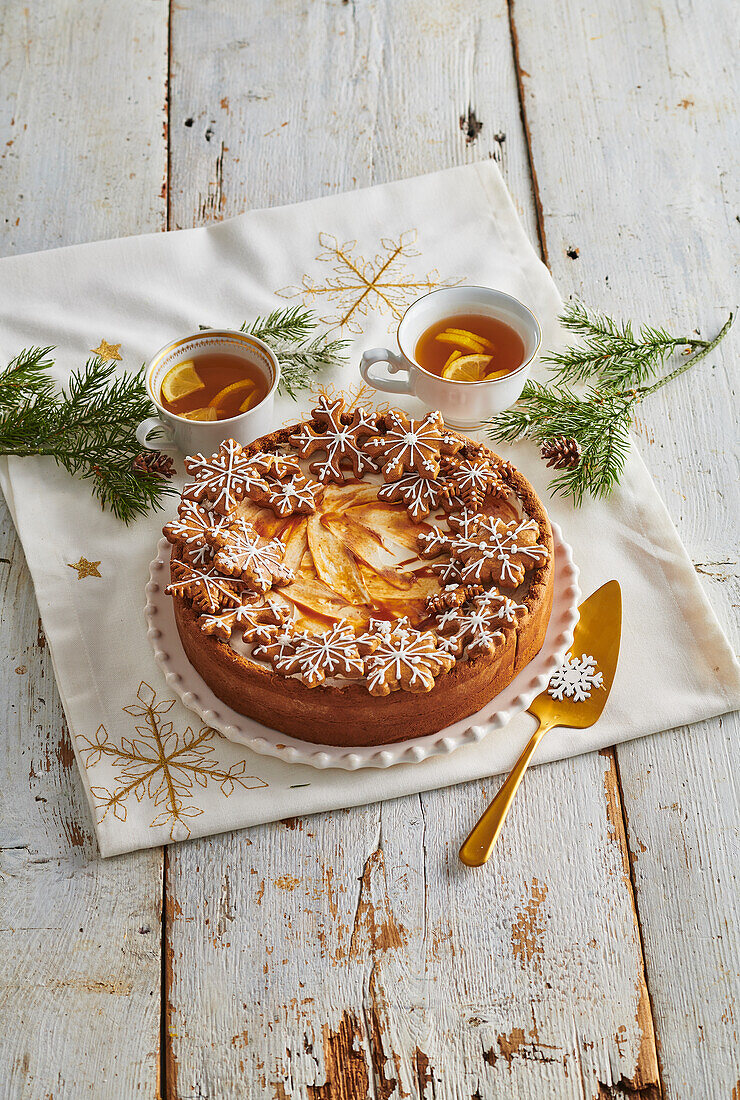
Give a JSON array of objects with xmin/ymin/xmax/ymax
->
[
  {"xmin": 183, "ymin": 438, "xmax": 269, "ymax": 516},
  {"xmin": 547, "ymin": 654, "xmax": 604, "ymax": 703}
]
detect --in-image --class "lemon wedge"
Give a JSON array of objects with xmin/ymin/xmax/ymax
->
[
  {"xmin": 239, "ymin": 393, "xmax": 258, "ymax": 412},
  {"xmin": 208, "ymin": 379, "xmax": 256, "ymax": 409},
  {"xmin": 180, "ymin": 406, "xmax": 218, "ymax": 421},
  {"xmin": 483, "ymin": 367, "xmax": 510, "ymax": 380},
  {"xmin": 442, "ymin": 349, "xmax": 462, "ymax": 371},
  {"xmin": 161, "ymin": 360, "xmax": 205, "ymax": 403},
  {"xmin": 442, "ymin": 353, "xmax": 491, "ymax": 382}
]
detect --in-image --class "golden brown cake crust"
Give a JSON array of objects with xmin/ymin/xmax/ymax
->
[{"xmin": 167, "ymin": 421, "xmax": 554, "ymax": 746}]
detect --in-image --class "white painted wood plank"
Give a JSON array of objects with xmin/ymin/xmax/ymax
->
[
  {"xmin": 0, "ymin": 1, "xmax": 168, "ymax": 254},
  {"xmin": 166, "ymin": 2, "xmax": 660, "ymax": 1096},
  {"xmin": 511, "ymin": 0, "xmax": 739, "ymax": 1095},
  {"xmin": 167, "ymin": 754, "xmax": 660, "ymax": 1098},
  {"xmin": 168, "ymin": 0, "xmax": 538, "ymax": 243},
  {"xmin": 0, "ymin": 1, "xmax": 168, "ymax": 1094}
]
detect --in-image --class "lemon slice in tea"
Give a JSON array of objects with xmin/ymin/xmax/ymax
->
[
  {"xmin": 435, "ymin": 329, "xmax": 488, "ymax": 355},
  {"xmin": 208, "ymin": 379, "xmax": 256, "ymax": 409},
  {"xmin": 442, "ymin": 353, "xmax": 491, "ymax": 382},
  {"xmin": 180, "ymin": 406, "xmax": 218, "ymax": 421},
  {"xmin": 445, "ymin": 327, "xmax": 493, "ymax": 350},
  {"xmin": 483, "ymin": 367, "xmax": 510, "ymax": 380},
  {"xmin": 161, "ymin": 360, "xmax": 205, "ymax": 403}
]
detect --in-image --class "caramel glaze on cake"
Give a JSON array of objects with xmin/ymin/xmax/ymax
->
[{"xmin": 165, "ymin": 413, "xmax": 554, "ymax": 746}]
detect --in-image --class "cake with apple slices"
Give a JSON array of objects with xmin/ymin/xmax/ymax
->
[{"xmin": 162, "ymin": 397, "xmax": 554, "ymax": 746}]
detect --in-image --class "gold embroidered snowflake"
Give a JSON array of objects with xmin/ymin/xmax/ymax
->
[
  {"xmin": 277, "ymin": 230, "xmax": 462, "ymax": 334},
  {"xmin": 76, "ymin": 681, "xmax": 268, "ymax": 840}
]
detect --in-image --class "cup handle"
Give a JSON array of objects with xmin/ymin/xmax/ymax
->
[
  {"xmin": 136, "ymin": 416, "xmax": 176, "ymax": 452},
  {"xmin": 360, "ymin": 348, "xmax": 414, "ymax": 395}
]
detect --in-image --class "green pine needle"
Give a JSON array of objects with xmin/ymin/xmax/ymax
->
[
  {"xmin": 543, "ymin": 298, "xmax": 709, "ymax": 388},
  {"xmin": 0, "ymin": 345, "xmax": 57, "ymax": 408},
  {"xmin": 0, "ymin": 305, "xmax": 349, "ymax": 522},
  {"xmin": 488, "ymin": 306, "xmax": 733, "ymax": 506},
  {"xmin": 0, "ymin": 355, "xmax": 177, "ymax": 523},
  {"xmin": 243, "ymin": 306, "xmax": 349, "ymax": 398}
]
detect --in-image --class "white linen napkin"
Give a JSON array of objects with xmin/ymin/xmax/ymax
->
[{"xmin": 1, "ymin": 162, "xmax": 738, "ymax": 857}]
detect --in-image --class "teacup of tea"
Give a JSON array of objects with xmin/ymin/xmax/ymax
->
[
  {"xmin": 359, "ymin": 286, "xmax": 540, "ymax": 428},
  {"xmin": 137, "ymin": 329, "xmax": 280, "ymax": 454}
]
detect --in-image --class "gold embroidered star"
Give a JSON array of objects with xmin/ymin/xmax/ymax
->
[
  {"xmin": 90, "ymin": 339, "xmax": 122, "ymax": 361},
  {"xmin": 67, "ymin": 557, "xmax": 102, "ymax": 580}
]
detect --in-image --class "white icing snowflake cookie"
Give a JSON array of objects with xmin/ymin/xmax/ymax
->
[
  {"xmin": 183, "ymin": 439, "xmax": 268, "ymax": 515},
  {"xmin": 289, "ymin": 394, "xmax": 378, "ymax": 483}
]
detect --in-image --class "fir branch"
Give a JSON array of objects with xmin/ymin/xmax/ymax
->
[
  {"xmin": 544, "ymin": 298, "xmax": 710, "ymax": 388},
  {"xmin": 488, "ymin": 309, "xmax": 734, "ymax": 506},
  {"xmin": 245, "ymin": 305, "xmax": 317, "ymax": 344},
  {"xmin": 0, "ymin": 355, "xmax": 177, "ymax": 523},
  {"xmin": 0, "ymin": 346, "xmax": 56, "ymax": 408},
  {"xmin": 242, "ymin": 306, "xmax": 349, "ymax": 398}
]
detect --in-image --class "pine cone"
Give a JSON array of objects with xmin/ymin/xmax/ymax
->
[
  {"xmin": 132, "ymin": 451, "xmax": 176, "ymax": 479},
  {"xmin": 541, "ymin": 437, "xmax": 581, "ymax": 470}
]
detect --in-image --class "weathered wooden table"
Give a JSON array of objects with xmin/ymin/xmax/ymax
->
[{"xmin": 1, "ymin": 2, "xmax": 737, "ymax": 1097}]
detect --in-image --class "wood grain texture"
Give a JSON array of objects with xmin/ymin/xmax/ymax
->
[
  {"xmin": 0, "ymin": 2, "xmax": 168, "ymax": 1095},
  {"xmin": 167, "ymin": 756, "xmax": 663, "ymax": 1098},
  {"xmin": 511, "ymin": 0, "xmax": 739, "ymax": 1095},
  {"xmin": 168, "ymin": 0, "xmax": 538, "ymax": 241},
  {"xmin": 165, "ymin": 2, "xmax": 661, "ymax": 1096},
  {"xmin": 0, "ymin": 1, "xmax": 169, "ymax": 254}
]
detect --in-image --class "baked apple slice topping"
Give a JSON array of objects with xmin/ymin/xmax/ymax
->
[{"xmin": 163, "ymin": 399, "xmax": 549, "ymax": 695}]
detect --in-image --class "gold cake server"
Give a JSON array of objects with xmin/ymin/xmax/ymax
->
[{"xmin": 459, "ymin": 579, "xmax": 622, "ymax": 867}]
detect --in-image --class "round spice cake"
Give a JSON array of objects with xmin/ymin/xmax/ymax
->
[{"xmin": 162, "ymin": 397, "xmax": 554, "ymax": 746}]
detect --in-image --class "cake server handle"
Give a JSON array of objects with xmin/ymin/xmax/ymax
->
[{"xmin": 459, "ymin": 716, "xmax": 555, "ymax": 867}]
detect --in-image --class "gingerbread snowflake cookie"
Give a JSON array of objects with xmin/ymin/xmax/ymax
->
[
  {"xmin": 289, "ymin": 394, "xmax": 378, "ymax": 483},
  {"xmin": 183, "ymin": 438, "xmax": 269, "ymax": 515},
  {"xmin": 199, "ymin": 596, "xmax": 290, "ymax": 642},
  {"xmin": 255, "ymin": 619, "xmax": 365, "ymax": 688},
  {"xmin": 418, "ymin": 511, "xmax": 548, "ymax": 590},
  {"xmin": 425, "ymin": 582, "xmax": 484, "ymax": 614},
  {"xmin": 440, "ymin": 452, "xmax": 504, "ymax": 512},
  {"xmin": 362, "ymin": 410, "xmax": 460, "ymax": 481},
  {"xmin": 248, "ymin": 471, "xmax": 325, "ymax": 517},
  {"xmin": 209, "ymin": 517, "xmax": 294, "ymax": 593},
  {"xmin": 163, "ymin": 499, "xmax": 231, "ymax": 566},
  {"xmin": 166, "ymin": 559, "xmax": 248, "ymax": 614},
  {"xmin": 428, "ymin": 589, "xmax": 526, "ymax": 656},
  {"xmin": 356, "ymin": 618, "xmax": 455, "ymax": 696},
  {"xmin": 377, "ymin": 470, "xmax": 447, "ymax": 523}
]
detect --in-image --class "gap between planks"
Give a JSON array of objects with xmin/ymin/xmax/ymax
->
[{"xmin": 505, "ymin": 0, "xmax": 665, "ymax": 1093}]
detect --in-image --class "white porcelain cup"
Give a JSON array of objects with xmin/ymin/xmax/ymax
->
[
  {"xmin": 137, "ymin": 329, "xmax": 280, "ymax": 456},
  {"xmin": 359, "ymin": 286, "xmax": 541, "ymax": 428}
]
